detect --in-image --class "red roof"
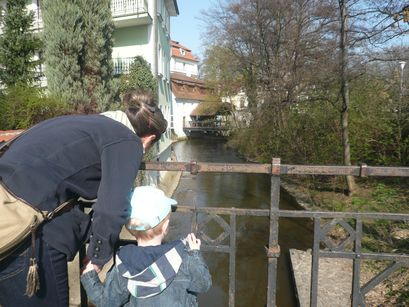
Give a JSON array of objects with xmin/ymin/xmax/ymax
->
[
  {"xmin": 171, "ymin": 40, "xmax": 199, "ymax": 62},
  {"xmin": 171, "ymin": 72, "xmax": 204, "ymax": 85},
  {"xmin": 0, "ymin": 130, "xmax": 24, "ymax": 142},
  {"xmin": 171, "ymin": 73, "xmax": 208, "ymax": 101}
]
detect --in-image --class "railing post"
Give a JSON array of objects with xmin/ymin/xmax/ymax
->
[
  {"xmin": 266, "ymin": 158, "xmax": 281, "ymax": 307},
  {"xmin": 352, "ymin": 218, "xmax": 362, "ymax": 306},
  {"xmin": 79, "ymin": 244, "xmax": 88, "ymax": 307},
  {"xmin": 310, "ymin": 217, "xmax": 321, "ymax": 307},
  {"xmin": 229, "ymin": 213, "xmax": 236, "ymax": 307}
]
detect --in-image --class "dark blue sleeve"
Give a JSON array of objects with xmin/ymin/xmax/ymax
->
[
  {"xmin": 187, "ymin": 250, "xmax": 212, "ymax": 293},
  {"xmin": 80, "ymin": 267, "xmax": 130, "ymax": 307},
  {"xmin": 87, "ymin": 139, "xmax": 143, "ymax": 266}
]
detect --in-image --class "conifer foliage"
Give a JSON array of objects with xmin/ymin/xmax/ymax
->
[
  {"xmin": 42, "ymin": 0, "xmax": 115, "ymax": 113},
  {"xmin": 119, "ymin": 56, "xmax": 158, "ymax": 97},
  {"xmin": 0, "ymin": 0, "xmax": 41, "ymax": 87}
]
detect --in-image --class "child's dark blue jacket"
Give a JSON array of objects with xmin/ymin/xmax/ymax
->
[{"xmin": 81, "ymin": 239, "xmax": 212, "ymax": 307}]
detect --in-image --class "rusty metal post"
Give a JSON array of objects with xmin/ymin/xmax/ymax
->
[
  {"xmin": 229, "ymin": 213, "xmax": 237, "ymax": 307},
  {"xmin": 266, "ymin": 158, "xmax": 281, "ymax": 307},
  {"xmin": 352, "ymin": 218, "xmax": 362, "ymax": 307},
  {"xmin": 310, "ymin": 217, "xmax": 321, "ymax": 307}
]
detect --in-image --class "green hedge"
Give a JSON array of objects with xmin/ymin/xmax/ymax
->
[{"xmin": 0, "ymin": 86, "xmax": 70, "ymax": 130}]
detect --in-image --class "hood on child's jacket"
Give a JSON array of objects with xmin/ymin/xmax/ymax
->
[{"xmin": 115, "ymin": 240, "xmax": 186, "ymax": 299}]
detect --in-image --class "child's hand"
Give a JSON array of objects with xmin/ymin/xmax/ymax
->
[
  {"xmin": 187, "ymin": 233, "xmax": 201, "ymax": 250},
  {"xmin": 81, "ymin": 259, "xmax": 101, "ymax": 275}
]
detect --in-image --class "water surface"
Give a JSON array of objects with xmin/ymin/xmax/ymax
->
[{"xmin": 168, "ymin": 138, "xmax": 313, "ymax": 307}]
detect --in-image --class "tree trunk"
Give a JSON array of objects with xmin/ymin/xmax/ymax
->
[{"xmin": 339, "ymin": 0, "xmax": 356, "ymax": 195}]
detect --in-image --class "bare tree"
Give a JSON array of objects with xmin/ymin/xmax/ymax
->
[
  {"xmin": 201, "ymin": 0, "xmax": 409, "ymax": 175},
  {"xmin": 338, "ymin": 0, "xmax": 356, "ymax": 194}
]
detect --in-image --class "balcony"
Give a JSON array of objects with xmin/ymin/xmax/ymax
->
[
  {"xmin": 0, "ymin": 0, "xmax": 150, "ymax": 34},
  {"xmin": 31, "ymin": 8, "xmax": 43, "ymax": 32},
  {"xmin": 111, "ymin": 0, "xmax": 152, "ymax": 28},
  {"xmin": 33, "ymin": 57, "xmax": 136, "ymax": 79},
  {"xmin": 113, "ymin": 57, "xmax": 135, "ymax": 75}
]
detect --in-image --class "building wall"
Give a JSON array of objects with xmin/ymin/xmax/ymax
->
[
  {"xmin": 155, "ymin": 0, "xmax": 173, "ymax": 153},
  {"xmin": 170, "ymin": 57, "xmax": 198, "ymax": 77},
  {"xmin": 170, "ymin": 44, "xmax": 200, "ymax": 138},
  {"xmin": 112, "ymin": 26, "xmax": 151, "ymax": 62},
  {"xmin": 221, "ymin": 89, "xmax": 248, "ymax": 110},
  {"xmin": 171, "ymin": 94, "xmax": 200, "ymax": 137},
  {"xmin": 110, "ymin": 0, "xmax": 175, "ymax": 155}
]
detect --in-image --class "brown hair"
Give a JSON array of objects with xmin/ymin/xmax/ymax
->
[
  {"xmin": 123, "ymin": 90, "xmax": 167, "ymax": 143},
  {"xmin": 126, "ymin": 214, "xmax": 170, "ymax": 241}
]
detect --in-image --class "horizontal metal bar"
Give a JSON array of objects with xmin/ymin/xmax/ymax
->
[
  {"xmin": 320, "ymin": 251, "xmax": 409, "ymax": 262},
  {"xmin": 143, "ymin": 161, "xmax": 272, "ymax": 174},
  {"xmin": 177, "ymin": 205, "xmax": 270, "ymax": 216},
  {"xmin": 282, "ymin": 165, "xmax": 360, "ymax": 176},
  {"xmin": 201, "ymin": 245, "xmax": 230, "ymax": 253},
  {"xmin": 141, "ymin": 161, "xmax": 409, "ymax": 177},
  {"xmin": 278, "ymin": 210, "xmax": 409, "ymax": 221},
  {"xmin": 177, "ymin": 206, "xmax": 409, "ymax": 221},
  {"xmin": 367, "ymin": 166, "xmax": 409, "ymax": 177}
]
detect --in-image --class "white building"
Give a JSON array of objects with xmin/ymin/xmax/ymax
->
[
  {"xmin": 170, "ymin": 40, "xmax": 208, "ymax": 137},
  {"xmin": 111, "ymin": 0, "xmax": 179, "ymax": 154},
  {"xmin": 170, "ymin": 40, "xmax": 199, "ymax": 77},
  {"xmin": 221, "ymin": 88, "xmax": 250, "ymax": 128}
]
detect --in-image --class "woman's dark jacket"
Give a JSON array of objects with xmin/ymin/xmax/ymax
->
[{"xmin": 0, "ymin": 115, "xmax": 143, "ymax": 266}]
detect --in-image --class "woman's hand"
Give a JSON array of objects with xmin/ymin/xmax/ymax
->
[{"xmin": 186, "ymin": 233, "xmax": 201, "ymax": 250}]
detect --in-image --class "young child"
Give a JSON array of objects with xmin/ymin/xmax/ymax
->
[{"xmin": 81, "ymin": 185, "xmax": 212, "ymax": 307}]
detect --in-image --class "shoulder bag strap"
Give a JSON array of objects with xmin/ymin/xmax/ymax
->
[
  {"xmin": 45, "ymin": 198, "xmax": 78, "ymax": 220},
  {"xmin": 0, "ymin": 127, "xmax": 33, "ymax": 157},
  {"xmin": 0, "ymin": 126, "xmax": 77, "ymax": 218}
]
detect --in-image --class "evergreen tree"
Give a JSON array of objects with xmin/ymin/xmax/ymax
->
[
  {"xmin": 79, "ymin": 0, "xmax": 116, "ymax": 112},
  {"xmin": 42, "ymin": 0, "xmax": 83, "ymax": 109},
  {"xmin": 42, "ymin": 0, "xmax": 115, "ymax": 113},
  {"xmin": 0, "ymin": 0, "xmax": 42, "ymax": 87},
  {"xmin": 119, "ymin": 56, "xmax": 158, "ymax": 97}
]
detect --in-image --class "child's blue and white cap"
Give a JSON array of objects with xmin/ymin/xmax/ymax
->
[{"xmin": 129, "ymin": 186, "xmax": 177, "ymax": 231}]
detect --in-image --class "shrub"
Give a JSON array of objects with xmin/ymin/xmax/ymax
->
[{"xmin": 0, "ymin": 86, "xmax": 70, "ymax": 130}]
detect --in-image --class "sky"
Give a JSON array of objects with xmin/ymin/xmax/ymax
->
[{"xmin": 170, "ymin": 0, "xmax": 213, "ymax": 61}]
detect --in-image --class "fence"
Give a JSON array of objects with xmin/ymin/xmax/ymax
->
[
  {"xmin": 112, "ymin": 57, "xmax": 135, "ymax": 75},
  {"xmin": 111, "ymin": 0, "xmax": 148, "ymax": 18},
  {"xmin": 79, "ymin": 159, "xmax": 409, "ymax": 306}
]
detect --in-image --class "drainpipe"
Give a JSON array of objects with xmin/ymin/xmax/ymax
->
[{"xmin": 152, "ymin": 0, "xmax": 158, "ymax": 79}]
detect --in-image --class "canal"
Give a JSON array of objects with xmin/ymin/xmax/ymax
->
[{"xmin": 166, "ymin": 138, "xmax": 314, "ymax": 307}]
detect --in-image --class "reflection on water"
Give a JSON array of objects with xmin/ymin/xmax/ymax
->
[{"xmin": 167, "ymin": 138, "xmax": 313, "ymax": 307}]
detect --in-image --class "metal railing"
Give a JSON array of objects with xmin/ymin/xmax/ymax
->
[
  {"xmin": 0, "ymin": 0, "xmax": 148, "ymax": 34},
  {"xmin": 112, "ymin": 57, "xmax": 135, "ymax": 75},
  {"xmin": 184, "ymin": 120, "xmax": 229, "ymax": 129},
  {"xmin": 111, "ymin": 0, "xmax": 148, "ymax": 18},
  {"xmin": 31, "ymin": 8, "xmax": 43, "ymax": 31},
  {"xmin": 79, "ymin": 160, "xmax": 409, "ymax": 306}
]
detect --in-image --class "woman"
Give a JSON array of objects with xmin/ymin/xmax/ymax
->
[{"xmin": 0, "ymin": 91, "xmax": 167, "ymax": 307}]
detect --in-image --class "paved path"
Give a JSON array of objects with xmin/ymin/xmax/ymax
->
[{"xmin": 290, "ymin": 249, "xmax": 353, "ymax": 307}]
